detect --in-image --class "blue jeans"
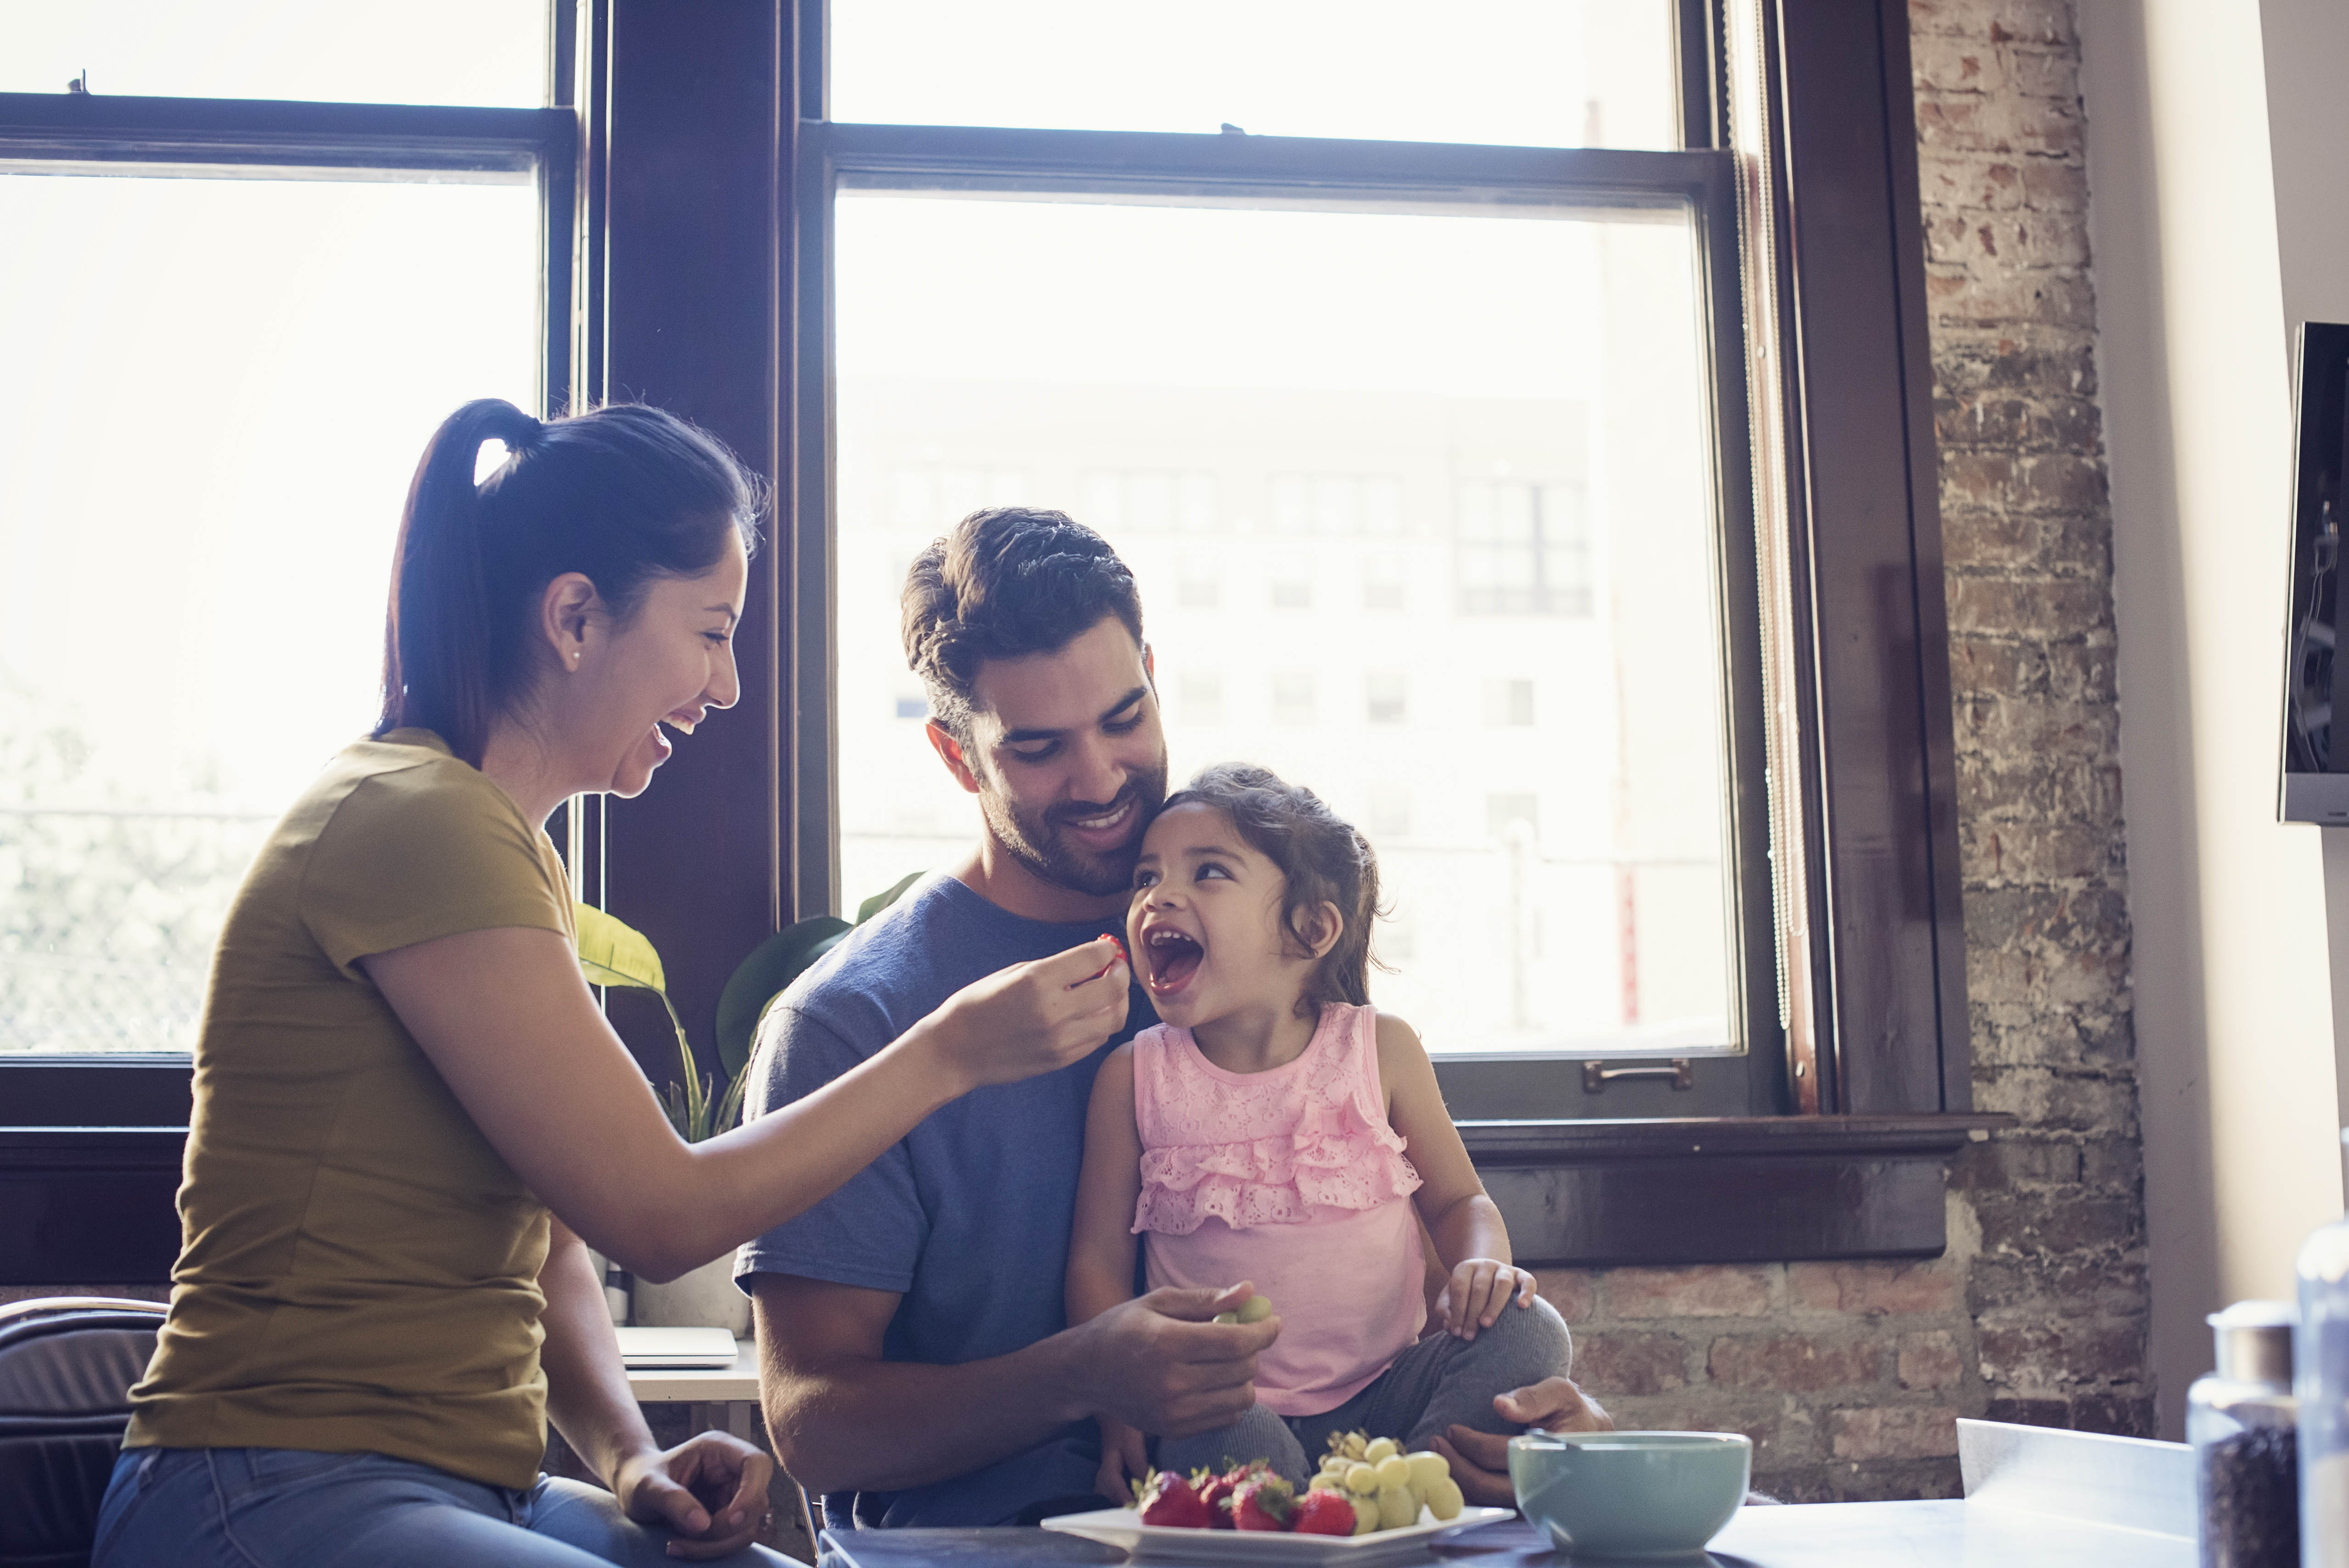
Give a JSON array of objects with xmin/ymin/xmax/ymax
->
[{"xmin": 92, "ymin": 1446, "xmax": 803, "ymax": 1568}]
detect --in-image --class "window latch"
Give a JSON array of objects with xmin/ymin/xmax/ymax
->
[{"xmin": 1581, "ymin": 1058, "xmax": 1695, "ymax": 1094}]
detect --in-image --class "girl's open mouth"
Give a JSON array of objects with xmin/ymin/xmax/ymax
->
[{"xmin": 1144, "ymin": 927, "xmax": 1204, "ymax": 993}]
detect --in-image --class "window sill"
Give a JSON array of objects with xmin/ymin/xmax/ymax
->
[
  {"xmin": 0, "ymin": 1113, "xmax": 2015, "ymax": 1284},
  {"xmin": 1460, "ymin": 1114, "xmax": 2013, "ymax": 1267},
  {"xmin": 0, "ymin": 1126, "xmax": 189, "ymax": 1284}
]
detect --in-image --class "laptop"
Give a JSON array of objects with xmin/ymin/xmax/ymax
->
[{"xmin": 615, "ymin": 1326, "xmax": 743, "ymax": 1369}]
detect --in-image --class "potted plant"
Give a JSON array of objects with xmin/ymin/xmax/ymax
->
[{"xmin": 570, "ymin": 873, "xmax": 923, "ymax": 1334}]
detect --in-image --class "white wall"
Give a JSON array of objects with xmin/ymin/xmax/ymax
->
[
  {"xmin": 2260, "ymin": 0, "xmax": 2349, "ymax": 1182},
  {"xmin": 2077, "ymin": 0, "xmax": 2348, "ymax": 1439}
]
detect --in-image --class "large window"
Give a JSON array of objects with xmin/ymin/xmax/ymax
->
[
  {"xmin": 814, "ymin": 0, "xmax": 1772, "ymax": 1087},
  {"xmin": 0, "ymin": 8, "xmax": 568, "ymax": 1056}
]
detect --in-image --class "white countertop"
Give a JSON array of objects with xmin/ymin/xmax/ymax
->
[{"xmin": 1698, "ymin": 1497, "xmax": 2192, "ymax": 1567}]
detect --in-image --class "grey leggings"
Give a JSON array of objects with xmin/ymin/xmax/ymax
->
[{"xmin": 1157, "ymin": 1294, "xmax": 1573, "ymax": 1485}]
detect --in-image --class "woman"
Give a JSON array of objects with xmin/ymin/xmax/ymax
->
[{"xmin": 92, "ymin": 399, "xmax": 1132, "ymax": 1567}]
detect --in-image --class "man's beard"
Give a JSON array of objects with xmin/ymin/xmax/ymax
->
[{"xmin": 978, "ymin": 762, "xmax": 1169, "ymax": 899}]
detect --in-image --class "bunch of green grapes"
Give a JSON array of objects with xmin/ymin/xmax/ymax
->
[{"xmin": 1303, "ymin": 1430, "xmax": 1466, "ymax": 1535}]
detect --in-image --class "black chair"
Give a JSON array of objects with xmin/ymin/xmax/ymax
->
[{"xmin": 0, "ymin": 1298, "xmax": 166, "ymax": 1568}]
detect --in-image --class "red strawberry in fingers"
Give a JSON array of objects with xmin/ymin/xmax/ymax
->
[
  {"xmin": 1131, "ymin": 1469, "xmax": 1214, "ymax": 1529},
  {"xmin": 1231, "ymin": 1474, "xmax": 1297, "ymax": 1532},
  {"xmin": 1289, "ymin": 1490, "xmax": 1358, "ymax": 1537},
  {"xmin": 1088, "ymin": 933, "xmax": 1129, "ymax": 981}
]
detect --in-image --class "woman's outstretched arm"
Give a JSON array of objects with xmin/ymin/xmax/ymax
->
[{"xmin": 364, "ymin": 925, "xmax": 1129, "ymax": 1281}]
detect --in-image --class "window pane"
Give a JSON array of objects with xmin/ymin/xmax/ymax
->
[
  {"xmin": 832, "ymin": 0, "xmax": 1678, "ymax": 151},
  {"xmin": 1, "ymin": 0, "xmax": 547, "ymax": 106},
  {"xmin": 0, "ymin": 175, "xmax": 540, "ymax": 1053},
  {"xmin": 833, "ymin": 195, "xmax": 1735, "ymax": 1054}
]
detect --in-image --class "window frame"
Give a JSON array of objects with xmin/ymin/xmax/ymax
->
[
  {"xmin": 790, "ymin": 17, "xmax": 1790, "ymax": 1120},
  {"xmin": 0, "ymin": 13, "xmax": 584, "ymax": 1275}
]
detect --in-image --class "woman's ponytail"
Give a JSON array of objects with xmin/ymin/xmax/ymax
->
[
  {"xmin": 375, "ymin": 398, "xmax": 760, "ymax": 768},
  {"xmin": 379, "ymin": 398, "xmax": 540, "ymax": 767}
]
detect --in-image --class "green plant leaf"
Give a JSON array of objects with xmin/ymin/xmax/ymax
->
[
  {"xmin": 710, "ymin": 1060, "xmax": 751, "ymax": 1138},
  {"xmin": 574, "ymin": 902, "xmax": 666, "ymax": 994},
  {"xmin": 712, "ymin": 875, "xmax": 925, "ymax": 1076},
  {"xmin": 714, "ymin": 914, "xmax": 851, "ymax": 1076},
  {"xmin": 856, "ymin": 870, "xmax": 925, "ymax": 925}
]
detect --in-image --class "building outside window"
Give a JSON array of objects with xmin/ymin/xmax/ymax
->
[
  {"xmin": 1270, "ymin": 672, "xmax": 1318, "ymax": 728},
  {"xmin": 1179, "ymin": 672, "xmax": 1225, "ymax": 728},
  {"xmin": 1457, "ymin": 477, "xmax": 1594, "ymax": 617}
]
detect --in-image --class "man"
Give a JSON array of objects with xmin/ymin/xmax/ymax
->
[{"xmin": 738, "ymin": 507, "xmax": 1606, "ymax": 1531}]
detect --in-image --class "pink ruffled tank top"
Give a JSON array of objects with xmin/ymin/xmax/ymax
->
[{"xmin": 1130, "ymin": 1002, "xmax": 1426, "ymax": 1417}]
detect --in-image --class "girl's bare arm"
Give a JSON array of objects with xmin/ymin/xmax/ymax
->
[
  {"xmin": 1066, "ymin": 1043, "xmax": 1146, "ymax": 1326},
  {"xmin": 1379, "ymin": 1012, "xmax": 1537, "ymax": 1336},
  {"xmin": 1067, "ymin": 1044, "xmax": 1152, "ymax": 1496}
]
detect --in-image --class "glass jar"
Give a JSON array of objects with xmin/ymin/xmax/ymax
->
[
  {"xmin": 2191, "ymin": 1301, "xmax": 2299, "ymax": 1568},
  {"xmin": 2300, "ymin": 1142, "xmax": 2349, "ymax": 1568}
]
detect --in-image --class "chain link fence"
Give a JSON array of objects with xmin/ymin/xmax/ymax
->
[
  {"xmin": 0, "ymin": 804, "xmax": 270, "ymax": 1053},
  {"xmin": 2, "ymin": 676, "xmax": 273, "ymax": 1053}
]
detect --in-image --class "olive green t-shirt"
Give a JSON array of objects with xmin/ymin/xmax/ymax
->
[{"xmin": 125, "ymin": 729, "xmax": 574, "ymax": 1490}]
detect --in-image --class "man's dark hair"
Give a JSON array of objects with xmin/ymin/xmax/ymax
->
[{"xmin": 901, "ymin": 507, "xmax": 1145, "ymax": 743}]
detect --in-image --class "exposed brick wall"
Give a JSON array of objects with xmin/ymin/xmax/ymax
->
[
  {"xmin": 1909, "ymin": 0, "xmax": 2152, "ymax": 1445},
  {"xmin": 1532, "ymin": 1256, "xmax": 1980, "ymax": 1501},
  {"xmin": 1533, "ymin": 0, "xmax": 2152, "ymax": 1503}
]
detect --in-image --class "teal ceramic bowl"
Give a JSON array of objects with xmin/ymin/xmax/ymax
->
[{"xmin": 1507, "ymin": 1430, "xmax": 1751, "ymax": 1561}]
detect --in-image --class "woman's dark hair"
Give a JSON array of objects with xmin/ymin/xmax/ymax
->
[
  {"xmin": 377, "ymin": 398, "xmax": 763, "ymax": 766},
  {"xmin": 1163, "ymin": 762, "xmax": 1385, "ymax": 1014},
  {"xmin": 901, "ymin": 506, "xmax": 1144, "ymax": 742}
]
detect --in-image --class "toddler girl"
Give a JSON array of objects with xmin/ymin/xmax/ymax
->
[{"xmin": 1065, "ymin": 762, "xmax": 1573, "ymax": 1497}]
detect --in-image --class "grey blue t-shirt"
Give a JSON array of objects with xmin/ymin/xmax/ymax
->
[{"xmin": 733, "ymin": 871, "xmax": 1151, "ymax": 1529}]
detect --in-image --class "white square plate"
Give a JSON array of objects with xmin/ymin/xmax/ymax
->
[{"xmin": 1040, "ymin": 1504, "xmax": 1514, "ymax": 1566}]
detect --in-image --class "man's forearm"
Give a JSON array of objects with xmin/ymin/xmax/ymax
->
[{"xmin": 759, "ymin": 1327, "xmax": 1091, "ymax": 1497}]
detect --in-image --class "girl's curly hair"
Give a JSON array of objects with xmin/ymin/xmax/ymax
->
[{"xmin": 1161, "ymin": 762, "xmax": 1385, "ymax": 1014}]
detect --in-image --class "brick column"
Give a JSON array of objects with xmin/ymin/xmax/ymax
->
[{"xmin": 1911, "ymin": 0, "xmax": 2153, "ymax": 1439}]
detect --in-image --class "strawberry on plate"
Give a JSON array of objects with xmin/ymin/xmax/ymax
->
[
  {"xmin": 1131, "ymin": 1468, "xmax": 1214, "ymax": 1529},
  {"xmin": 1231, "ymin": 1474, "xmax": 1297, "ymax": 1532},
  {"xmin": 1289, "ymin": 1490, "xmax": 1358, "ymax": 1536},
  {"xmin": 1197, "ymin": 1464, "xmax": 1254, "ymax": 1528}
]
